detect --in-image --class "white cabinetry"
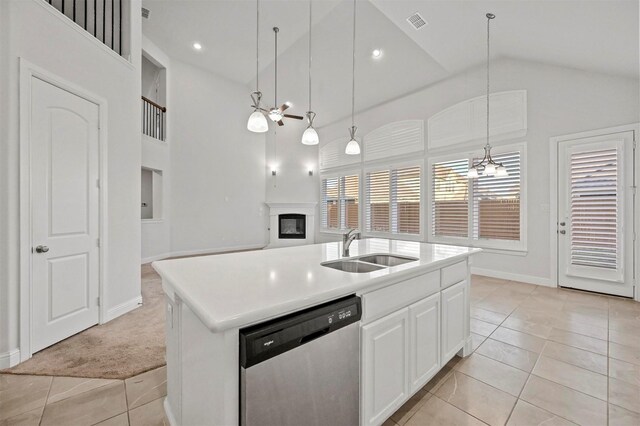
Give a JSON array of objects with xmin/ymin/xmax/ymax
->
[
  {"xmin": 441, "ymin": 280, "xmax": 467, "ymax": 363},
  {"xmin": 361, "ymin": 309, "xmax": 409, "ymax": 426},
  {"xmin": 360, "ymin": 264, "xmax": 470, "ymax": 426},
  {"xmin": 408, "ymin": 293, "xmax": 440, "ymax": 393}
]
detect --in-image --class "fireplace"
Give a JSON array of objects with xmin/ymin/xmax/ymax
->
[
  {"xmin": 266, "ymin": 202, "xmax": 316, "ymax": 249},
  {"xmin": 278, "ymin": 214, "xmax": 306, "ymax": 239}
]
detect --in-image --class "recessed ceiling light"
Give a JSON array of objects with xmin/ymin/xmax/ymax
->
[
  {"xmin": 192, "ymin": 42, "xmax": 202, "ymax": 50},
  {"xmin": 372, "ymin": 49, "xmax": 382, "ymax": 58}
]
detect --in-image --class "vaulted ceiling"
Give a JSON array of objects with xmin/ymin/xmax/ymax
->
[{"xmin": 142, "ymin": 0, "xmax": 638, "ymax": 125}]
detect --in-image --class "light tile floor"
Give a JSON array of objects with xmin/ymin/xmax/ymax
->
[
  {"xmin": 1, "ymin": 276, "xmax": 639, "ymax": 425},
  {"xmin": 384, "ymin": 276, "xmax": 640, "ymax": 426}
]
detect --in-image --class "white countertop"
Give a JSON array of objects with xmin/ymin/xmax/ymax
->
[{"xmin": 152, "ymin": 239, "xmax": 481, "ymax": 332}]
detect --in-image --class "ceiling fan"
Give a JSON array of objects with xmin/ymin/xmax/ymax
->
[{"xmin": 252, "ymin": 27, "xmax": 303, "ymax": 126}]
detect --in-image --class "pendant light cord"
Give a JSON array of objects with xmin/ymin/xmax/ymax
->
[
  {"xmin": 351, "ymin": 0, "xmax": 356, "ymax": 128},
  {"xmin": 274, "ymin": 28, "xmax": 278, "ymax": 107},
  {"xmin": 255, "ymin": 0, "xmax": 259, "ymax": 92},
  {"xmin": 308, "ymin": 0, "xmax": 313, "ymax": 112},
  {"xmin": 485, "ymin": 13, "xmax": 492, "ymax": 150}
]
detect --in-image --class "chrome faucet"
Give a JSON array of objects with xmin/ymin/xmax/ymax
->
[{"xmin": 342, "ymin": 229, "xmax": 360, "ymax": 257}]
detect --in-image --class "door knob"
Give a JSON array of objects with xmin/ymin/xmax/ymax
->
[
  {"xmin": 559, "ymin": 230, "xmax": 566, "ymax": 235},
  {"xmin": 559, "ymin": 222, "xmax": 566, "ymax": 226},
  {"xmin": 35, "ymin": 245, "xmax": 49, "ymax": 253}
]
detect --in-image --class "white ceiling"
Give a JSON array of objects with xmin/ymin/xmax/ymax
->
[{"xmin": 142, "ymin": 0, "xmax": 638, "ymax": 125}]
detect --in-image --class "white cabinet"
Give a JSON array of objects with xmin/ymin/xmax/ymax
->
[
  {"xmin": 441, "ymin": 280, "xmax": 467, "ymax": 363},
  {"xmin": 408, "ymin": 293, "xmax": 440, "ymax": 393},
  {"xmin": 361, "ymin": 308, "xmax": 409, "ymax": 426}
]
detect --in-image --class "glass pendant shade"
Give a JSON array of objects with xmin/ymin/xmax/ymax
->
[
  {"xmin": 345, "ymin": 138, "xmax": 360, "ymax": 155},
  {"xmin": 484, "ymin": 163, "xmax": 497, "ymax": 176},
  {"xmin": 495, "ymin": 165, "xmax": 509, "ymax": 177},
  {"xmin": 301, "ymin": 127, "xmax": 319, "ymax": 145},
  {"xmin": 247, "ymin": 110, "xmax": 268, "ymax": 133},
  {"xmin": 467, "ymin": 167, "xmax": 479, "ymax": 179}
]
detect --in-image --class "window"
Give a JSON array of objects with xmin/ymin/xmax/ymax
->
[
  {"xmin": 430, "ymin": 146, "xmax": 525, "ymax": 250},
  {"xmin": 321, "ymin": 174, "xmax": 359, "ymax": 231},
  {"xmin": 365, "ymin": 165, "xmax": 422, "ymax": 236}
]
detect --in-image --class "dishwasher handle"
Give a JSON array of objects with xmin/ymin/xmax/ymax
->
[{"xmin": 299, "ymin": 326, "xmax": 331, "ymax": 345}]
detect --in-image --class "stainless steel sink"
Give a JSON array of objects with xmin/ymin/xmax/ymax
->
[
  {"xmin": 321, "ymin": 260, "xmax": 385, "ymax": 273},
  {"xmin": 357, "ymin": 254, "xmax": 418, "ymax": 267},
  {"xmin": 322, "ymin": 253, "xmax": 418, "ymax": 273}
]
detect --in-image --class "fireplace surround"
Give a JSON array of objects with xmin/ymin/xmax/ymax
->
[{"xmin": 265, "ymin": 202, "xmax": 316, "ymax": 248}]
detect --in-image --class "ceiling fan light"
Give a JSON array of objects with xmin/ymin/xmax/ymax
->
[
  {"xmin": 247, "ymin": 110, "xmax": 268, "ymax": 133},
  {"xmin": 345, "ymin": 138, "xmax": 360, "ymax": 155},
  {"xmin": 496, "ymin": 165, "xmax": 509, "ymax": 177},
  {"xmin": 467, "ymin": 167, "xmax": 479, "ymax": 179},
  {"xmin": 301, "ymin": 127, "xmax": 319, "ymax": 146},
  {"xmin": 268, "ymin": 108, "xmax": 283, "ymax": 122}
]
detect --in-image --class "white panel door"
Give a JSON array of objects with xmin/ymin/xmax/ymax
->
[
  {"xmin": 30, "ymin": 77, "xmax": 100, "ymax": 352},
  {"xmin": 361, "ymin": 308, "xmax": 409, "ymax": 426},
  {"xmin": 558, "ymin": 132, "xmax": 635, "ymax": 297},
  {"xmin": 408, "ymin": 293, "xmax": 440, "ymax": 393},
  {"xmin": 441, "ymin": 281, "xmax": 466, "ymax": 363}
]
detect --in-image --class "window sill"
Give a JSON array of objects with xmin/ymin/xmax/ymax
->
[{"xmin": 427, "ymin": 237, "xmax": 527, "ymax": 256}]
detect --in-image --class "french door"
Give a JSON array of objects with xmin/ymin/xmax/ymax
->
[{"xmin": 558, "ymin": 131, "xmax": 635, "ymax": 297}]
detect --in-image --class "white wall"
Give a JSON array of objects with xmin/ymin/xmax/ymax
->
[
  {"xmin": 168, "ymin": 60, "xmax": 268, "ymax": 255},
  {"xmin": 141, "ymin": 36, "xmax": 171, "ymax": 263},
  {"xmin": 318, "ymin": 58, "xmax": 639, "ymax": 285},
  {"xmin": 265, "ymin": 122, "xmax": 320, "ymax": 204},
  {"xmin": 0, "ymin": 0, "xmax": 142, "ymax": 365},
  {"xmin": 141, "ymin": 55, "xmax": 162, "ymax": 101}
]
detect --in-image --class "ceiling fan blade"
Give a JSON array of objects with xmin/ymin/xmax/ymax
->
[
  {"xmin": 277, "ymin": 120, "xmax": 285, "ymax": 126},
  {"xmin": 279, "ymin": 103, "xmax": 291, "ymax": 113},
  {"xmin": 283, "ymin": 114, "xmax": 304, "ymax": 120}
]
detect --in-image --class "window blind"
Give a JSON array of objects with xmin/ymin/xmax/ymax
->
[
  {"xmin": 366, "ymin": 170, "xmax": 390, "ymax": 232},
  {"xmin": 343, "ymin": 175, "xmax": 359, "ymax": 229},
  {"xmin": 569, "ymin": 148, "xmax": 618, "ymax": 270},
  {"xmin": 321, "ymin": 177, "xmax": 339, "ymax": 229},
  {"xmin": 430, "ymin": 149, "xmax": 523, "ymax": 246},
  {"xmin": 395, "ymin": 166, "xmax": 421, "ymax": 234},
  {"xmin": 472, "ymin": 152, "xmax": 521, "ymax": 241},
  {"xmin": 321, "ymin": 174, "xmax": 359, "ymax": 230},
  {"xmin": 366, "ymin": 166, "xmax": 421, "ymax": 235},
  {"xmin": 432, "ymin": 159, "xmax": 469, "ymax": 237}
]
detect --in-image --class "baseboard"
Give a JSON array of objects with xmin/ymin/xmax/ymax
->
[
  {"xmin": 104, "ymin": 296, "xmax": 143, "ymax": 322},
  {"xmin": 142, "ymin": 244, "xmax": 266, "ymax": 264},
  {"xmin": 0, "ymin": 349, "xmax": 21, "ymax": 369},
  {"xmin": 471, "ymin": 267, "xmax": 553, "ymax": 287},
  {"xmin": 164, "ymin": 397, "xmax": 177, "ymax": 426}
]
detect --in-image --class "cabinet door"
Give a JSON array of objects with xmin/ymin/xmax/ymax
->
[
  {"xmin": 361, "ymin": 308, "xmax": 409, "ymax": 426},
  {"xmin": 409, "ymin": 293, "xmax": 440, "ymax": 393},
  {"xmin": 441, "ymin": 281, "xmax": 467, "ymax": 363}
]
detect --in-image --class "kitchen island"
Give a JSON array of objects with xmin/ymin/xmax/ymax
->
[{"xmin": 153, "ymin": 238, "xmax": 480, "ymax": 426}]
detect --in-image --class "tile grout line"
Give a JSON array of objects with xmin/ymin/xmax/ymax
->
[{"xmin": 38, "ymin": 376, "xmax": 54, "ymax": 426}]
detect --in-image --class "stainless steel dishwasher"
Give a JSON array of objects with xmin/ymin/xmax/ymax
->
[{"xmin": 240, "ymin": 295, "xmax": 361, "ymax": 426}]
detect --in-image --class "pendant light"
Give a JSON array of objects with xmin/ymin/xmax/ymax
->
[
  {"xmin": 247, "ymin": 0, "xmax": 268, "ymax": 133},
  {"xmin": 467, "ymin": 13, "xmax": 508, "ymax": 178},
  {"xmin": 345, "ymin": 0, "xmax": 360, "ymax": 155},
  {"xmin": 301, "ymin": 0, "xmax": 319, "ymax": 145}
]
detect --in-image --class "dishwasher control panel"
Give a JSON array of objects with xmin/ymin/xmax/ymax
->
[{"xmin": 240, "ymin": 295, "xmax": 361, "ymax": 368}]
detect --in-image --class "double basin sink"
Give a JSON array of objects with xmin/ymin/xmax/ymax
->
[{"xmin": 321, "ymin": 254, "xmax": 418, "ymax": 273}]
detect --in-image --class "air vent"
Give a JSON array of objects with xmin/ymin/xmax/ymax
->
[
  {"xmin": 141, "ymin": 7, "xmax": 150, "ymax": 19},
  {"xmin": 406, "ymin": 12, "xmax": 427, "ymax": 30}
]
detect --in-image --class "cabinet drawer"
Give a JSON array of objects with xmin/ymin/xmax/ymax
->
[
  {"xmin": 441, "ymin": 261, "xmax": 467, "ymax": 288},
  {"xmin": 362, "ymin": 271, "xmax": 440, "ymax": 323}
]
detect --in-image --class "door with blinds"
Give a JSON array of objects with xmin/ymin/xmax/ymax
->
[{"xmin": 558, "ymin": 131, "xmax": 635, "ymax": 297}]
